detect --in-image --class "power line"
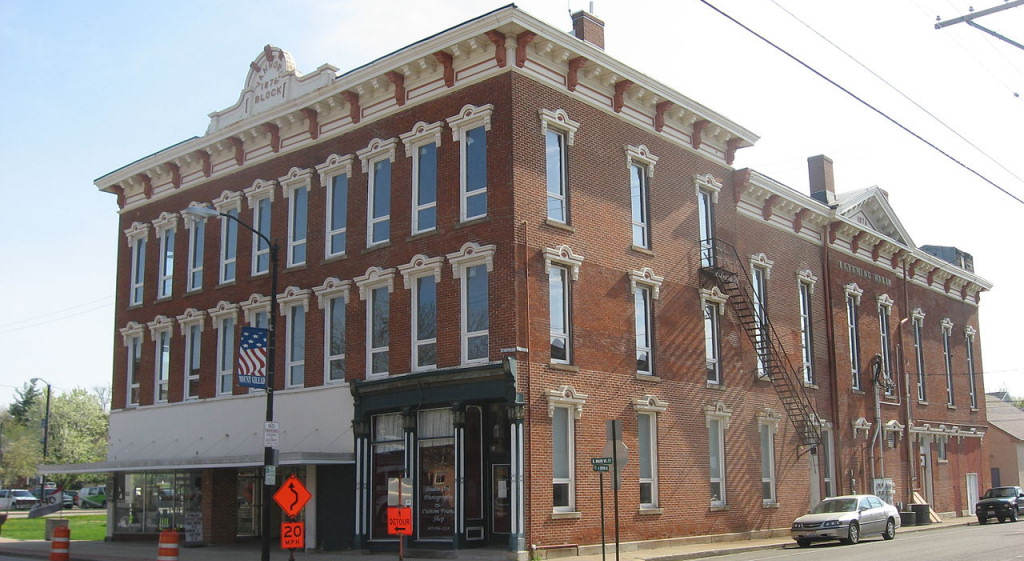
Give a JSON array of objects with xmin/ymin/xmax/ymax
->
[
  {"xmin": 697, "ymin": 0, "xmax": 1024, "ymax": 206},
  {"xmin": 0, "ymin": 297, "xmax": 114, "ymax": 335}
]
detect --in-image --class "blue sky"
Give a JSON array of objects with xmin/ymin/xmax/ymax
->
[{"xmin": 2, "ymin": 0, "xmax": 1022, "ymax": 405}]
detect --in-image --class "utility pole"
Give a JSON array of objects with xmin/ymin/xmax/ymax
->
[{"xmin": 935, "ymin": 0, "xmax": 1024, "ymax": 52}]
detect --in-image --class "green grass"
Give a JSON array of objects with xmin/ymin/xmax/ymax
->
[{"xmin": 0, "ymin": 515, "xmax": 107, "ymax": 541}]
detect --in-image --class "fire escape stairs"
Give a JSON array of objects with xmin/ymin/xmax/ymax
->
[{"xmin": 699, "ymin": 239, "xmax": 822, "ymax": 453}]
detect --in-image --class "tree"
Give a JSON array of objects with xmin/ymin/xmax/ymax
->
[{"xmin": 8, "ymin": 382, "xmax": 42, "ymax": 426}]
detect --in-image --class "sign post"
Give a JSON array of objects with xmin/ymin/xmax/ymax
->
[
  {"xmin": 602, "ymin": 421, "xmax": 628, "ymax": 561},
  {"xmin": 592, "ymin": 457, "xmax": 613, "ymax": 561},
  {"xmin": 273, "ymin": 475, "xmax": 312, "ymax": 561},
  {"xmin": 387, "ymin": 477, "xmax": 413, "ymax": 561}
]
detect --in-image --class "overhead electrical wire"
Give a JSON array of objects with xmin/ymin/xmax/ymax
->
[
  {"xmin": 928, "ymin": 0, "xmax": 1024, "ymax": 98},
  {"xmin": 0, "ymin": 296, "xmax": 114, "ymax": 335},
  {"xmin": 697, "ymin": 0, "xmax": 1024, "ymax": 206},
  {"xmin": 769, "ymin": 0, "xmax": 1024, "ymax": 190}
]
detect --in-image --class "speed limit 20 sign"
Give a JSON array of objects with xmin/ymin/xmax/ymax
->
[{"xmin": 281, "ymin": 521, "xmax": 305, "ymax": 550}]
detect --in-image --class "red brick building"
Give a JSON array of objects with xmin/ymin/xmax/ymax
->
[{"xmin": 88, "ymin": 5, "xmax": 990, "ymax": 556}]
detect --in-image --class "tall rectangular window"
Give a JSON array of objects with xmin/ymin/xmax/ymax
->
[
  {"xmin": 913, "ymin": 317, "xmax": 926, "ymax": 401},
  {"xmin": 879, "ymin": 303, "xmax": 894, "ymax": 397},
  {"xmin": 760, "ymin": 423, "xmax": 776, "ymax": 504},
  {"xmin": 220, "ymin": 209, "xmax": 238, "ymax": 284},
  {"xmin": 286, "ymin": 305, "xmax": 305, "ymax": 387},
  {"xmin": 638, "ymin": 413, "xmax": 658, "ymax": 508},
  {"xmin": 127, "ymin": 335, "xmax": 142, "ymax": 407},
  {"xmin": 463, "ymin": 125, "xmax": 487, "ymax": 220},
  {"xmin": 130, "ymin": 237, "xmax": 146, "ymax": 306},
  {"xmin": 708, "ymin": 418, "xmax": 726, "ymax": 507},
  {"xmin": 549, "ymin": 266, "xmax": 570, "ymax": 364},
  {"xmin": 698, "ymin": 188, "xmax": 715, "ymax": 267},
  {"xmin": 848, "ymin": 294, "xmax": 862, "ymax": 390},
  {"xmin": 217, "ymin": 317, "xmax": 235, "ymax": 395},
  {"xmin": 799, "ymin": 281, "xmax": 815, "ymax": 384},
  {"xmin": 288, "ymin": 185, "xmax": 308, "ymax": 267},
  {"xmin": 821, "ymin": 428, "xmax": 835, "ymax": 497},
  {"xmin": 943, "ymin": 325, "xmax": 954, "ymax": 406},
  {"xmin": 630, "ymin": 163, "xmax": 650, "ymax": 248},
  {"xmin": 704, "ymin": 302, "xmax": 720, "ymax": 384},
  {"xmin": 369, "ymin": 158, "xmax": 391, "ymax": 246},
  {"xmin": 326, "ymin": 297, "xmax": 345, "ymax": 382},
  {"xmin": 966, "ymin": 331, "xmax": 978, "ymax": 409},
  {"xmin": 184, "ymin": 324, "xmax": 201, "ymax": 400},
  {"xmin": 552, "ymin": 406, "xmax": 574, "ymax": 512},
  {"xmin": 413, "ymin": 143, "xmax": 438, "ymax": 233},
  {"xmin": 158, "ymin": 228, "xmax": 174, "ymax": 298},
  {"xmin": 369, "ymin": 286, "xmax": 390, "ymax": 377},
  {"xmin": 546, "ymin": 129, "xmax": 568, "ymax": 223},
  {"xmin": 413, "ymin": 276, "xmax": 437, "ymax": 371},
  {"xmin": 635, "ymin": 286, "xmax": 653, "ymax": 375},
  {"xmin": 253, "ymin": 197, "xmax": 271, "ymax": 275},
  {"xmin": 463, "ymin": 264, "xmax": 489, "ymax": 364},
  {"xmin": 187, "ymin": 220, "xmax": 204, "ymax": 292},
  {"xmin": 752, "ymin": 267, "xmax": 768, "ymax": 378},
  {"xmin": 327, "ymin": 174, "xmax": 348, "ymax": 257},
  {"xmin": 155, "ymin": 331, "xmax": 170, "ymax": 403}
]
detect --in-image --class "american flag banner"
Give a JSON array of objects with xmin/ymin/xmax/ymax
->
[{"xmin": 238, "ymin": 326, "xmax": 268, "ymax": 388}]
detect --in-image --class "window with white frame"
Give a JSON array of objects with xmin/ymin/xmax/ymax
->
[
  {"xmin": 209, "ymin": 303, "xmax": 239, "ymax": 396},
  {"xmin": 540, "ymin": 109, "xmax": 580, "ymax": 224},
  {"xmin": 750, "ymin": 254, "xmax": 773, "ymax": 378},
  {"xmin": 878, "ymin": 295, "xmax": 895, "ymax": 397},
  {"xmin": 630, "ymin": 268, "xmax": 663, "ymax": 376},
  {"xmin": 357, "ymin": 138, "xmax": 397, "ymax": 247},
  {"xmin": 177, "ymin": 309, "xmax": 205, "ymax": 400},
  {"xmin": 184, "ymin": 208, "xmax": 206, "ymax": 292},
  {"xmin": 695, "ymin": 174, "xmax": 722, "ymax": 267},
  {"xmin": 798, "ymin": 271, "xmax": 817, "ymax": 385},
  {"xmin": 821, "ymin": 425, "xmax": 836, "ymax": 497},
  {"xmin": 242, "ymin": 294, "xmax": 271, "ymax": 330},
  {"xmin": 544, "ymin": 245, "xmax": 584, "ymax": 365},
  {"xmin": 399, "ymin": 256, "xmax": 444, "ymax": 372},
  {"xmin": 314, "ymin": 278, "xmax": 350, "ymax": 384},
  {"xmin": 401, "ymin": 122, "xmax": 443, "ymax": 235},
  {"xmin": 547, "ymin": 385, "xmax": 587, "ymax": 513},
  {"xmin": 634, "ymin": 395, "xmax": 666, "ymax": 509},
  {"xmin": 153, "ymin": 213, "xmax": 177, "ymax": 299},
  {"xmin": 912, "ymin": 309, "xmax": 926, "ymax": 401},
  {"xmin": 278, "ymin": 287, "xmax": 310, "ymax": 388},
  {"xmin": 316, "ymin": 154, "xmax": 353, "ymax": 259},
  {"xmin": 447, "ymin": 243, "xmax": 495, "ymax": 365},
  {"xmin": 701, "ymin": 286, "xmax": 728, "ymax": 384},
  {"xmin": 942, "ymin": 319, "xmax": 954, "ymax": 406},
  {"xmin": 213, "ymin": 191, "xmax": 241, "ymax": 284},
  {"xmin": 120, "ymin": 322, "xmax": 144, "ymax": 408},
  {"xmin": 846, "ymin": 284, "xmax": 863, "ymax": 390},
  {"xmin": 626, "ymin": 145, "xmax": 658, "ymax": 249},
  {"xmin": 447, "ymin": 104, "xmax": 493, "ymax": 222},
  {"xmin": 758, "ymin": 409, "xmax": 780, "ymax": 505},
  {"xmin": 243, "ymin": 179, "xmax": 276, "ymax": 276},
  {"xmin": 281, "ymin": 168, "xmax": 312, "ymax": 267},
  {"xmin": 966, "ymin": 326, "xmax": 978, "ymax": 409},
  {"xmin": 705, "ymin": 402, "xmax": 732, "ymax": 508},
  {"xmin": 125, "ymin": 222, "xmax": 149, "ymax": 306},
  {"xmin": 356, "ymin": 267, "xmax": 395, "ymax": 378},
  {"xmin": 147, "ymin": 316, "xmax": 174, "ymax": 404}
]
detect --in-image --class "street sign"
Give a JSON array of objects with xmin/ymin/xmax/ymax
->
[
  {"xmin": 387, "ymin": 506, "xmax": 413, "ymax": 536},
  {"xmin": 281, "ymin": 521, "xmax": 305, "ymax": 549},
  {"xmin": 264, "ymin": 465, "xmax": 277, "ymax": 486},
  {"xmin": 264, "ymin": 421, "xmax": 280, "ymax": 448},
  {"xmin": 591, "ymin": 457, "xmax": 613, "ymax": 465},
  {"xmin": 593, "ymin": 464, "xmax": 610, "ymax": 472},
  {"xmin": 273, "ymin": 474, "xmax": 312, "ymax": 518}
]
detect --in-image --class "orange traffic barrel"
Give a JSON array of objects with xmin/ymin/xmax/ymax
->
[
  {"xmin": 157, "ymin": 529, "xmax": 180, "ymax": 561},
  {"xmin": 49, "ymin": 525, "xmax": 70, "ymax": 561}
]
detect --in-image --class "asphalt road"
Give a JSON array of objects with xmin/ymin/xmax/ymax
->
[{"xmin": 716, "ymin": 522, "xmax": 1024, "ymax": 561}]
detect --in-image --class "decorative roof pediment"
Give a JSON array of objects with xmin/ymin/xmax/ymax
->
[{"xmin": 834, "ymin": 187, "xmax": 914, "ymax": 247}]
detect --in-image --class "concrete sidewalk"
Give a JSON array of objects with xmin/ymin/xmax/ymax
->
[{"xmin": 0, "ymin": 516, "xmax": 976, "ymax": 561}]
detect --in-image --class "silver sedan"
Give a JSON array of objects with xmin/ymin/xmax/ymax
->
[{"xmin": 791, "ymin": 494, "xmax": 901, "ymax": 547}]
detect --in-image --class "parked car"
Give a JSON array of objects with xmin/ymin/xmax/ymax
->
[
  {"xmin": 78, "ymin": 485, "xmax": 107, "ymax": 508},
  {"xmin": 0, "ymin": 489, "xmax": 41, "ymax": 510},
  {"xmin": 29, "ymin": 485, "xmax": 72, "ymax": 508},
  {"xmin": 791, "ymin": 495, "xmax": 901, "ymax": 547},
  {"xmin": 976, "ymin": 486, "xmax": 1024, "ymax": 524}
]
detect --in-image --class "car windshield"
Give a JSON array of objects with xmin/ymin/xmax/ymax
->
[
  {"xmin": 13, "ymin": 490, "xmax": 35, "ymax": 498},
  {"xmin": 986, "ymin": 488, "xmax": 1018, "ymax": 498},
  {"xmin": 810, "ymin": 498, "xmax": 858, "ymax": 514}
]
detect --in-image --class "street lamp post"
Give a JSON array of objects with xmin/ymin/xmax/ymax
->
[
  {"xmin": 29, "ymin": 378, "xmax": 52, "ymax": 506},
  {"xmin": 184, "ymin": 205, "xmax": 278, "ymax": 561}
]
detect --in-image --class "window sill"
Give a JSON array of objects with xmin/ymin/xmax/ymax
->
[
  {"xmin": 362, "ymin": 241, "xmax": 392, "ymax": 254},
  {"xmin": 947, "ymin": 404, "xmax": 957, "ymax": 410},
  {"xmin": 636, "ymin": 373, "xmax": 661, "ymax": 383},
  {"xmin": 544, "ymin": 219, "xmax": 575, "ymax": 233},
  {"xmin": 407, "ymin": 229, "xmax": 438, "ymax": 242},
  {"xmin": 938, "ymin": 459, "xmax": 949, "ymax": 464},
  {"xmin": 709, "ymin": 504, "xmax": 728, "ymax": 512},
  {"xmin": 216, "ymin": 280, "xmax": 236, "ymax": 289},
  {"xmin": 917, "ymin": 400, "xmax": 928, "ymax": 406},
  {"xmin": 707, "ymin": 381, "xmax": 725, "ymax": 390},
  {"xmin": 549, "ymin": 363, "xmax": 579, "ymax": 373},
  {"xmin": 321, "ymin": 253, "xmax": 347, "ymax": 265},
  {"xmin": 762, "ymin": 501, "xmax": 780, "ymax": 509},
  {"xmin": 630, "ymin": 245, "xmax": 654, "ymax": 257},
  {"xmin": 851, "ymin": 389, "xmax": 866, "ymax": 395},
  {"xmin": 970, "ymin": 407, "xmax": 980, "ymax": 413},
  {"xmin": 803, "ymin": 382, "xmax": 819, "ymax": 390},
  {"xmin": 551, "ymin": 511, "xmax": 581, "ymax": 520},
  {"xmin": 284, "ymin": 263, "xmax": 308, "ymax": 272},
  {"xmin": 455, "ymin": 216, "xmax": 490, "ymax": 229},
  {"xmin": 638, "ymin": 507, "xmax": 663, "ymax": 516}
]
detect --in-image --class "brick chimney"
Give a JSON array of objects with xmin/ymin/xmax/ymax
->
[
  {"xmin": 808, "ymin": 154, "xmax": 835, "ymax": 205},
  {"xmin": 571, "ymin": 9, "xmax": 605, "ymax": 49}
]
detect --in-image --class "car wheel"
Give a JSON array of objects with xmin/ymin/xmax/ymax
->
[
  {"xmin": 883, "ymin": 517, "xmax": 896, "ymax": 540},
  {"xmin": 796, "ymin": 539, "xmax": 811, "ymax": 548},
  {"xmin": 978, "ymin": 515, "xmax": 988, "ymax": 525},
  {"xmin": 999, "ymin": 516, "xmax": 1007, "ymax": 523},
  {"xmin": 840, "ymin": 521, "xmax": 860, "ymax": 545},
  {"xmin": 1010, "ymin": 509, "xmax": 1018, "ymax": 522}
]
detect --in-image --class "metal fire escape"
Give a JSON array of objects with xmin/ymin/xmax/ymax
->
[{"xmin": 699, "ymin": 238, "xmax": 822, "ymax": 450}]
